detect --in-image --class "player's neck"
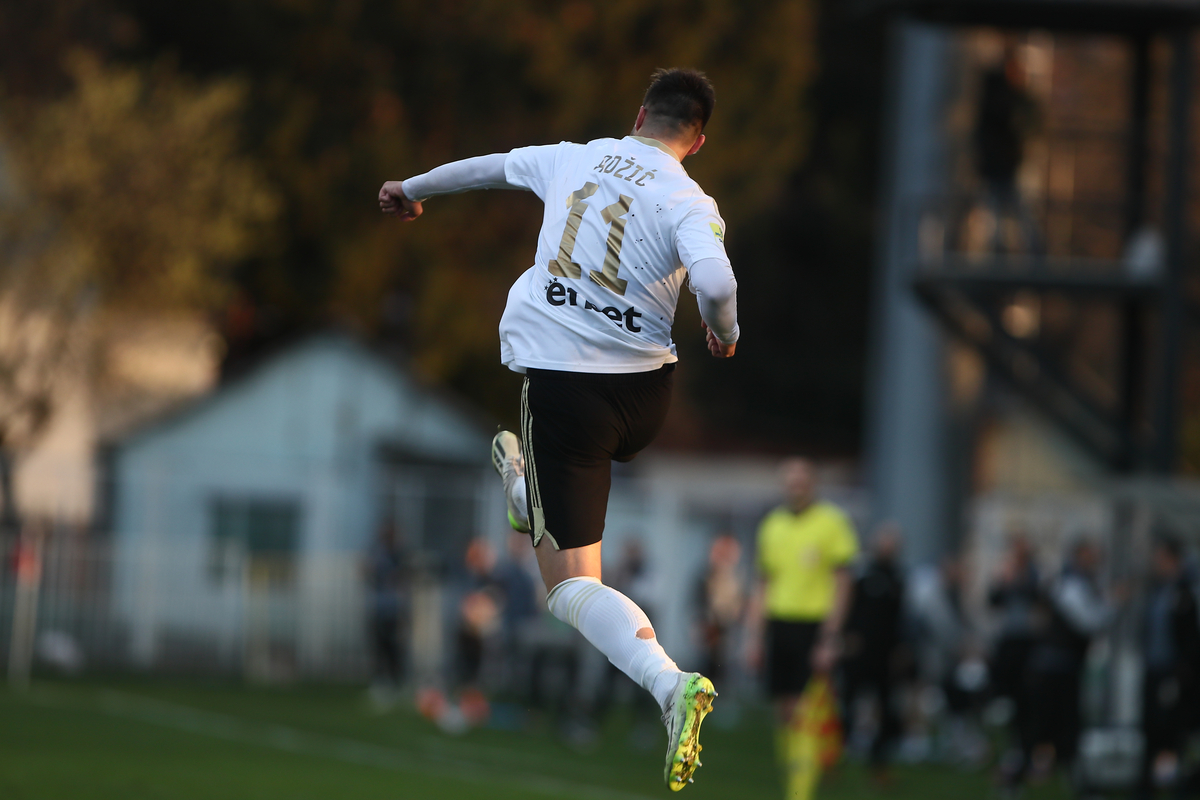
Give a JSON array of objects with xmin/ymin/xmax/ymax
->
[
  {"xmin": 628, "ymin": 130, "xmax": 690, "ymax": 161},
  {"xmin": 788, "ymin": 498, "xmax": 815, "ymax": 515},
  {"xmin": 630, "ymin": 135, "xmax": 681, "ymax": 161}
]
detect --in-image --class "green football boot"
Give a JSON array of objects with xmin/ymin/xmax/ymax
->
[
  {"xmin": 662, "ymin": 672, "xmax": 716, "ymax": 791},
  {"xmin": 490, "ymin": 430, "xmax": 530, "ymax": 534}
]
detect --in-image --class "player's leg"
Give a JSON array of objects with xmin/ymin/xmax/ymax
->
[
  {"xmin": 491, "ymin": 430, "xmax": 530, "ymax": 533},
  {"xmin": 536, "ymin": 539, "xmax": 714, "ymax": 790},
  {"xmin": 533, "ymin": 539, "xmax": 680, "ymax": 700},
  {"xmin": 520, "ymin": 367, "xmax": 715, "ymax": 790},
  {"xmin": 767, "ymin": 621, "xmax": 820, "ymax": 798},
  {"xmin": 521, "ymin": 369, "xmax": 681, "ymax": 703}
]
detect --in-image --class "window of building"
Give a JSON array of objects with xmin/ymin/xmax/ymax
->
[{"xmin": 208, "ymin": 498, "xmax": 301, "ymax": 584}]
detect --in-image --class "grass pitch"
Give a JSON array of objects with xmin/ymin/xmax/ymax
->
[{"xmin": 0, "ymin": 677, "xmax": 1070, "ymax": 799}]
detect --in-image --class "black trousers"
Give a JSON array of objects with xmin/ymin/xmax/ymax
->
[
  {"xmin": 370, "ymin": 612, "xmax": 402, "ymax": 684},
  {"xmin": 1135, "ymin": 667, "xmax": 1194, "ymax": 800},
  {"xmin": 765, "ymin": 619, "xmax": 820, "ymax": 698},
  {"xmin": 521, "ymin": 365, "xmax": 674, "ymax": 550},
  {"xmin": 841, "ymin": 651, "xmax": 902, "ymax": 768},
  {"xmin": 992, "ymin": 634, "xmax": 1036, "ymax": 752},
  {"xmin": 1028, "ymin": 668, "xmax": 1083, "ymax": 767}
]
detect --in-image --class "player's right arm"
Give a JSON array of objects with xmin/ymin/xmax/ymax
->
[
  {"xmin": 379, "ymin": 152, "xmax": 521, "ymax": 220},
  {"xmin": 378, "ymin": 182, "xmax": 423, "ymax": 220},
  {"xmin": 380, "ymin": 143, "xmax": 566, "ymax": 220}
]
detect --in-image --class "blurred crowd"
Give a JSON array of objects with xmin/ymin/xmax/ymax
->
[
  {"xmin": 827, "ymin": 525, "xmax": 1199, "ymax": 799},
  {"xmin": 361, "ymin": 471, "xmax": 1200, "ymax": 797}
]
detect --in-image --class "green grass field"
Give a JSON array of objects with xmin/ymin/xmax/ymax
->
[{"xmin": 0, "ymin": 678, "xmax": 1072, "ymax": 799}]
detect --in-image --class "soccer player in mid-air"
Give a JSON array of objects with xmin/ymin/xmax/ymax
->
[{"xmin": 379, "ymin": 68, "xmax": 738, "ymax": 791}]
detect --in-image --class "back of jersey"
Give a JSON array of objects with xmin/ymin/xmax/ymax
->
[{"xmin": 499, "ymin": 136, "xmax": 728, "ymax": 374}]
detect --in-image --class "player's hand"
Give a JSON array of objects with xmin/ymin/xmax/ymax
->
[
  {"xmin": 744, "ymin": 637, "xmax": 763, "ymax": 672},
  {"xmin": 379, "ymin": 181, "xmax": 423, "ymax": 221},
  {"xmin": 702, "ymin": 321, "xmax": 736, "ymax": 358},
  {"xmin": 811, "ymin": 638, "xmax": 839, "ymax": 674}
]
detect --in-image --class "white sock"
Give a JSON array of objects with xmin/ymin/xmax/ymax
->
[
  {"xmin": 546, "ymin": 576, "xmax": 682, "ymax": 710},
  {"xmin": 509, "ymin": 475, "xmax": 529, "ymax": 524}
]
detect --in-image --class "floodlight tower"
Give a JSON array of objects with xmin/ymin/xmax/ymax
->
[{"xmin": 863, "ymin": 0, "xmax": 1200, "ymax": 562}]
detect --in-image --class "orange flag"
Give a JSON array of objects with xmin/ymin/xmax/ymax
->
[{"xmin": 784, "ymin": 676, "xmax": 843, "ymax": 799}]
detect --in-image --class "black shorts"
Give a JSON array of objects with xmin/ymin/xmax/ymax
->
[
  {"xmin": 520, "ymin": 364, "xmax": 674, "ymax": 550},
  {"xmin": 765, "ymin": 619, "xmax": 820, "ymax": 698}
]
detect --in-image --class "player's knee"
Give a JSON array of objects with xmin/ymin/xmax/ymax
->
[{"xmin": 635, "ymin": 626, "xmax": 655, "ymax": 640}]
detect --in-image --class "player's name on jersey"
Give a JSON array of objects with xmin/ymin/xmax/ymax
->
[
  {"xmin": 592, "ymin": 154, "xmax": 656, "ymax": 186},
  {"xmin": 545, "ymin": 279, "xmax": 643, "ymax": 332}
]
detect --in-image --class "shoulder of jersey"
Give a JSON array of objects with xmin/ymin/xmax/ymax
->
[
  {"xmin": 762, "ymin": 506, "xmax": 791, "ymax": 524},
  {"xmin": 581, "ymin": 136, "xmax": 627, "ymax": 151},
  {"xmin": 816, "ymin": 502, "xmax": 851, "ymax": 523}
]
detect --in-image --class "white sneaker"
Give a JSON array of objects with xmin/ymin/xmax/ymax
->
[
  {"xmin": 661, "ymin": 672, "xmax": 716, "ymax": 791},
  {"xmin": 490, "ymin": 430, "xmax": 530, "ymax": 533}
]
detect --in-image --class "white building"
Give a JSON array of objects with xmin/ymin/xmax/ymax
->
[{"xmin": 107, "ymin": 333, "xmax": 498, "ymax": 677}]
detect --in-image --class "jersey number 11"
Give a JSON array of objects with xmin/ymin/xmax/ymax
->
[{"xmin": 548, "ymin": 182, "xmax": 633, "ymax": 296}]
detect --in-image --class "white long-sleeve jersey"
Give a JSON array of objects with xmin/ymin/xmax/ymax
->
[{"xmin": 403, "ymin": 135, "xmax": 738, "ymax": 374}]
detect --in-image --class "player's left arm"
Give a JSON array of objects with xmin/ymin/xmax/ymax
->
[
  {"xmin": 676, "ymin": 200, "xmax": 738, "ymax": 358},
  {"xmin": 812, "ymin": 567, "xmax": 854, "ymax": 674},
  {"xmin": 824, "ymin": 517, "xmax": 859, "ymax": 640},
  {"xmin": 824, "ymin": 567, "xmax": 854, "ymax": 640},
  {"xmin": 379, "ymin": 152, "xmax": 521, "ymax": 220},
  {"xmin": 744, "ymin": 519, "xmax": 776, "ymax": 670},
  {"xmin": 690, "ymin": 258, "xmax": 738, "ymax": 358},
  {"xmin": 813, "ymin": 515, "xmax": 859, "ymax": 673}
]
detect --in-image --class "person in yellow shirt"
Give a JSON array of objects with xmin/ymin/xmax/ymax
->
[{"xmin": 750, "ymin": 458, "xmax": 858, "ymax": 797}]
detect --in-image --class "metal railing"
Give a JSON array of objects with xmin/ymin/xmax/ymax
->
[{"xmin": 1, "ymin": 530, "xmax": 373, "ymax": 683}]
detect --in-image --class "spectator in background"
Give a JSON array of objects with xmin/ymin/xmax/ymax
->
[
  {"xmin": 594, "ymin": 537, "xmax": 661, "ymax": 721},
  {"xmin": 492, "ymin": 531, "xmax": 542, "ymax": 694},
  {"xmin": 1021, "ymin": 539, "xmax": 1122, "ymax": 785},
  {"xmin": 988, "ymin": 531, "xmax": 1041, "ymax": 778},
  {"xmin": 973, "ymin": 43, "xmax": 1041, "ymax": 254},
  {"xmin": 696, "ymin": 533, "xmax": 748, "ymax": 687},
  {"xmin": 1134, "ymin": 533, "xmax": 1200, "ymax": 800},
  {"xmin": 749, "ymin": 458, "xmax": 858, "ymax": 798},
  {"xmin": 363, "ymin": 522, "xmax": 407, "ymax": 704},
  {"xmin": 457, "ymin": 537, "xmax": 499, "ymax": 691},
  {"xmin": 841, "ymin": 522, "xmax": 907, "ymax": 783},
  {"xmin": 908, "ymin": 553, "xmax": 987, "ymax": 765},
  {"xmin": 610, "ymin": 538, "xmax": 658, "ymax": 624}
]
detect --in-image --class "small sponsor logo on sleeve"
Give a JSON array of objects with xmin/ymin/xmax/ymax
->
[{"xmin": 710, "ymin": 223, "xmax": 724, "ymax": 244}]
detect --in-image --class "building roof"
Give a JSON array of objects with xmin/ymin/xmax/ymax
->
[{"xmin": 109, "ymin": 331, "xmax": 491, "ymax": 463}]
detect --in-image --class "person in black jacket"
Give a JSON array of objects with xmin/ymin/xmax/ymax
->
[
  {"xmin": 973, "ymin": 45, "xmax": 1042, "ymax": 254},
  {"xmin": 841, "ymin": 523, "xmax": 907, "ymax": 781},
  {"xmin": 1134, "ymin": 533, "xmax": 1200, "ymax": 800},
  {"xmin": 988, "ymin": 533, "xmax": 1041, "ymax": 778},
  {"xmin": 1021, "ymin": 540, "xmax": 1120, "ymax": 784},
  {"xmin": 363, "ymin": 523, "xmax": 408, "ymax": 700}
]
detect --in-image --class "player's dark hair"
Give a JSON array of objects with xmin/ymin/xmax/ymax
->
[{"xmin": 642, "ymin": 68, "xmax": 715, "ymax": 135}]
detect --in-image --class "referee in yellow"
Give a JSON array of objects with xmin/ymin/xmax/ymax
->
[{"xmin": 749, "ymin": 457, "xmax": 858, "ymax": 798}]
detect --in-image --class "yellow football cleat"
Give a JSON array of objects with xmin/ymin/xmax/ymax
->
[{"xmin": 662, "ymin": 673, "xmax": 716, "ymax": 791}]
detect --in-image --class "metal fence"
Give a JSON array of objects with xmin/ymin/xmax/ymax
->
[{"xmin": 0, "ymin": 530, "xmax": 373, "ymax": 683}]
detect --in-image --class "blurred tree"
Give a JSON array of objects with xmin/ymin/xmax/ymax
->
[
  {"xmin": 121, "ymin": 0, "xmax": 824, "ymax": 432},
  {"xmin": 676, "ymin": 2, "xmax": 886, "ymax": 453},
  {"xmin": 5, "ymin": 0, "xmax": 882, "ymax": 455},
  {"xmin": 2, "ymin": 54, "xmax": 277, "ymax": 311},
  {"xmin": 0, "ymin": 52, "xmax": 278, "ymax": 521}
]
